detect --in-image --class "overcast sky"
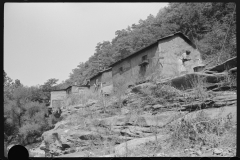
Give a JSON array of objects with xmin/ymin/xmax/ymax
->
[{"xmin": 4, "ymin": 3, "xmax": 169, "ymax": 87}]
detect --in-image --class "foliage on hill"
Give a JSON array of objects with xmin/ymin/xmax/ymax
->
[
  {"xmin": 63, "ymin": 2, "xmax": 236, "ymax": 86},
  {"xmin": 4, "ymin": 71, "xmax": 62, "ymax": 145}
]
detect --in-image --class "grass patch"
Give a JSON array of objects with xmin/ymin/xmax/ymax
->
[{"xmin": 167, "ymin": 109, "xmax": 236, "ymax": 152}]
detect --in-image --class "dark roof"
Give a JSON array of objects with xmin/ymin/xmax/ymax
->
[
  {"xmin": 78, "ymin": 85, "xmax": 90, "ymax": 88},
  {"xmin": 109, "ymin": 32, "xmax": 196, "ymax": 67},
  {"xmin": 51, "ymin": 88, "xmax": 67, "ymax": 92},
  {"xmin": 89, "ymin": 67, "xmax": 112, "ymax": 80},
  {"xmin": 51, "ymin": 84, "xmax": 89, "ymax": 92},
  {"xmin": 65, "ymin": 84, "xmax": 90, "ymax": 90}
]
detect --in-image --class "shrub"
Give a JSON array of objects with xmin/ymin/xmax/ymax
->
[
  {"xmin": 186, "ymin": 75, "xmax": 212, "ymax": 104},
  {"xmin": 113, "ymin": 77, "xmax": 128, "ymax": 108},
  {"xmin": 169, "ymin": 109, "xmax": 236, "ymax": 150},
  {"xmin": 220, "ymin": 72, "xmax": 237, "ymax": 90},
  {"xmin": 151, "ymin": 83, "xmax": 182, "ymax": 105},
  {"xmin": 47, "ymin": 114, "xmax": 60, "ymax": 128},
  {"xmin": 23, "ymin": 101, "xmax": 48, "ymax": 120}
]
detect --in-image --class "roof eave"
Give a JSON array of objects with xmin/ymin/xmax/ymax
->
[{"xmin": 109, "ymin": 32, "xmax": 197, "ymax": 67}]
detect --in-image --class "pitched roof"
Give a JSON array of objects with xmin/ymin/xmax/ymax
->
[
  {"xmin": 65, "ymin": 84, "xmax": 90, "ymax": 90},
  {"xmin": 109, "ymin": 32, "xmax": 196, "ymax": 67},
  {"xmin": 51, "ymin": 88, "xmax": 67, "ymax": 92},
  {"xmin": 51, "ymin": 84, "xmax": 89, "ymax": 92}
]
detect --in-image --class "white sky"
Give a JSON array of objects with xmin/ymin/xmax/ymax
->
[{"xmin": 4, "ymin": 2, "xmax": 169, "ymax": 87}]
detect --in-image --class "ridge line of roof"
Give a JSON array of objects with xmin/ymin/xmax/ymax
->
[{"xmin": 51, "ymin": 84, "xmax": 90, "ymax": 92}]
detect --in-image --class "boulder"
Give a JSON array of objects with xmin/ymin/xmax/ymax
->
[
  {"xmin": 29, "ymin": 148, "xmax": 45, "ymax": 157},
  {"xmin": 152, "ymin": 104, "xmax": 165, "ymax": 109},
  {"xmin": 213, "ymin": 148, "xmax": 223, "ymax": 155},
  {"xmin": 207, "ymin": 56, "xmax": 237, "ymax": 73},
  {"xmin": 229, "ymin": 67, "xmax": 237, "ymax": 74},
  {"xmin": 167, "ymin": 72, "xmax": 226, "ymax": 89},
  {"xmin": 131, "ymin": 82, "xmax": 157, "ymax": 94},
  {"xmin": 120, "ymin": 128, "xmax": 141, "ymax": 138},
  {"xmin": 79, "ymin": 133, "xmax": 103, "ymax": 141},
  {"xmin": 85, "ymin": 99, "xmax": 97, "ymax": 108}
]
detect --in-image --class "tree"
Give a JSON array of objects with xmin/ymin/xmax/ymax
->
[
  {"xmin": 14, "ymin": 79, "xmax": 22, "ymax": 88},
  {"xmin": 4, "ymin": 71, "xmax": 15, "ymax": 103},
  {"xmin": 12, "ymin": 86, "xmax": 29, "ymax": 128}
]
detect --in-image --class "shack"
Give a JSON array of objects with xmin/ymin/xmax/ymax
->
[
  {"xmin": 50, "ymin": 88, "xmax": 67, "ymax": 110},
  {"xmin": 50, "ymin": 84, "xmax": 90, "ymax": 109}
]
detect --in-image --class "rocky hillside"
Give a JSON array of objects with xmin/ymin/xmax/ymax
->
[{"xmin": 29, "ymin": 58, "xmax": 236, "ymax": 157}]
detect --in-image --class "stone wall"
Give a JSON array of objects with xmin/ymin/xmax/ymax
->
[
  {"xmin": 90, "ymin": 70, "xmax": 113, "ymax": 92},
  {"xmin": 78, "ymin": 87, "xmax": 89, "ymax": 93},
  {"xmin": 50, "ymin": 91, "xmax": 66, "ymax": 109},
  {"xmin": 112, "ymin": 43, "xmax": 158, "ymax": 88},
  {"xmin": 112, "ymin": 35, "xmax": 203, "ymax": 88},
  {"xmin": 90, "ymin": 74, "xmax": 102, "ymax": 91},
  {"xmin": 101, "ymin": 70, "xmax": 112, "ymax": 87},
  {"xmin": 157, "ymin": 35, "xmax": 202, "ymax": 79},
  {"xmin": 71, "ymin": 86, "xmax": 79, "ymax": 93}
]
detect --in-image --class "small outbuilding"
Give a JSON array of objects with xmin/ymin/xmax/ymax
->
[
  {"xmin": 50, "ymin": 84, "xmax": 90, "ymax": 110},
  {"xmin": 50, "ymin": 88, "xmax": 67, "ymax": 110}
]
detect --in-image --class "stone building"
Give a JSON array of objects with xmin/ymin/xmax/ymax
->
[
  {"xmin": 50, "ymin": 84, "xmax": 90, "ymax": 109},
  {"xmin": 50, "ymin": 89, "xmax": 67, "ymax": 110},
  {"xmin": 89, "ymin": 67, "xmax": 113, "ymax": 94},
  {"xmin": 109, "ymin": 32, "xmax": 204, "ymax": 88},
  {"xmin": 65, "ymin": 85, "xmax": 90, "ymax": 94}
]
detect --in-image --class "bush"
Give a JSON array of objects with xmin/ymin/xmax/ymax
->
[
  {"xmin": 19, "ymin": 123, "xmax": 42, "ymax": 140},
  {"xmin": 220, "ymin": 72, "xmax": 237, "ymax": 90},
  {"xmin": 47, "ymin": 114, "xmax": 60, "ymax": 128}
]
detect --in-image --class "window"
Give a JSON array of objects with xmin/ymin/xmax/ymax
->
[
  {"xmin": 119, "ymin": 67, "xmax": 123, "ymax": 74},
  {"xmin": 139, "ymin": 55, "xmax": 149, "ymax": 67},
  {"xmin": 142, "ymin": 55, "xmax": 148, "ymax": 61}
]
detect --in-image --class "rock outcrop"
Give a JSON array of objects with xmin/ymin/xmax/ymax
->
[{"xmin": 31, "ymin": 57, "xmax": 236, "ymax": 157}]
